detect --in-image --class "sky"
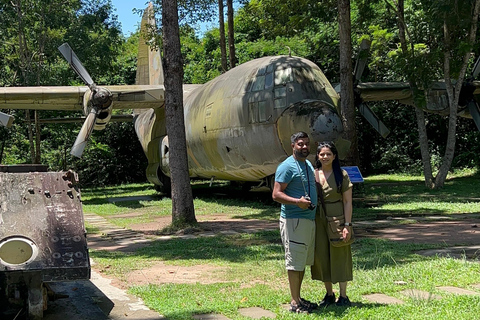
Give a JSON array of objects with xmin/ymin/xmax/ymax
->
[
  {"xmin": 110, "ymin": 0, "xmax": 145, "ymax": 36},
  {"xmin": 111, "ymin": 0, "xmax": 219, "ymax": 37},
  {"xmin": 110, "ymin": 0, "xmax": 216, "ymax": 37}
]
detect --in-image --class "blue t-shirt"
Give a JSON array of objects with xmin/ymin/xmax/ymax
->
[{"xmin": 275, "ymin": 155, "xmax": 318, "ymax": 220}]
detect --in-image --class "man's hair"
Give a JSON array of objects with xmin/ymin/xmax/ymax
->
[{"xmin": 290, "ymin": 131, "xmax": 309, "ymax": 144}]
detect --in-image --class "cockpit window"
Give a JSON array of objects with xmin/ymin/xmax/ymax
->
[
  {"xmin": 251, "ymin": 75, "xmax": 266, "ymax": 92},
  {"xmin": 257, "ymin": 66, "xmax": 266, "ymax": 76},
  {"xmin": 265, "ymin": 72, "xmax": 274, "ymax": 89},
  {"xmin": 250, "ymin": 64, "xmax": 276, "ymax": 92},
  {"xmin": 266, "ymin": 63, "xmax": 274, "ymax": 73},
  {"xmin": 275, "ymin": 67, "xmax": 292, "ymax": 85}
]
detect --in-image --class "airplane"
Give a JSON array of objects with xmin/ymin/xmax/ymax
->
[{"xmin": 2, "ymin": 3, "xmax": 480, "ymax": 194}]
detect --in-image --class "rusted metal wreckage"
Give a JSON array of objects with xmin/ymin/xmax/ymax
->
[{"xmin": 0, "ymin": 165, "xmax": 90, "ymax": 319}]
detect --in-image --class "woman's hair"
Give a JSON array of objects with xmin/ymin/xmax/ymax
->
[{"xmin": 316, "ymin": 141, "xmax": 343, "ymax": 193}]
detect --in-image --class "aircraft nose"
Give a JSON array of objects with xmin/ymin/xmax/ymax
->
[{"xmin": 276, "ymin": 99, "xmax": 344, "ymax": 153}]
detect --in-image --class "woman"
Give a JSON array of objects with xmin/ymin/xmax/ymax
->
[{"xmin": 311, "ymin": 141, "xmax": 353, "ymax": 307}]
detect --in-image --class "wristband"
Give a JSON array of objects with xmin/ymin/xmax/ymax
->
[{"xmin": 344, "ymin": 222, "xmax": 352, "ymax": 226}]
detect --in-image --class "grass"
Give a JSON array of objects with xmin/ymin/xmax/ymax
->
[
  {"xmin": 81, "ymin": 181, "xmax": 279, "ymax": 230},
  {"xmin": 82, "ymin": 170, "xmax": 480, "ymax": 319}
]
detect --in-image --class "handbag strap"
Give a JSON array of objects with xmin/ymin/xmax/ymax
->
[{"xmin": 315, "ymin": 170, "xmax": 327, "ymax": 215}]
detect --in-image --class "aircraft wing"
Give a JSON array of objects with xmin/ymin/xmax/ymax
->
[
  {"xmin": 357, "ymin": 82, "xmax": 412, "ymax": 104},
  {"xmin": 358, "ymin": 80, "xmax": 480, "ymax": 106},
  {"xmin": 356, "ymin": 80, "xmax": 480, "ymax": 130},
  {"xmin": 0, "ymin": 85, "xmax": 165, "ymax": 111}
]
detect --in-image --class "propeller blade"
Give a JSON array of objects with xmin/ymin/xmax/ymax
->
[
  {"xmin": 58, "ymin": 43, "xmax": 95, "ymax": 87},
  {"xmin": 70, "ymin": 108, "xmax": 98, "ymax": 158},
  {"xmin": 467, "ymin": 100, "xmax": 480, "ymax": 131},
  {"xmin": 472, "ymin": 55, "xmax": 480, "ymax": 79},
  {"xmin": 358, "ymin": 103, "xmax": 390, "ymax": 138},
  {"xmin": 0, "ymin": 111, "xmax": 14, "ymax": 128},
  {"xmin": 353, "ymin": 39, "xmax": 371, "ymax": 83}
]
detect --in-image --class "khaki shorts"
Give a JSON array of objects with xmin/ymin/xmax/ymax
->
[{"xmin": 280, "ymin": 217, "xmax": 315, "ymax": 271}]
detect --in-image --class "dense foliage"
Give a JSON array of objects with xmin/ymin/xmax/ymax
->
[
  {"xmin": 0, "ymin": 0, "xmax": 146, "ymax": 186},
  {"xmin": 1, "ymin": 0, "xmax": 480, "ymax": 186}
]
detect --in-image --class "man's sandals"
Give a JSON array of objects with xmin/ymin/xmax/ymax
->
[{"xmin": 289, "ymin": 298, "xmax": 318, "ymax": 313}]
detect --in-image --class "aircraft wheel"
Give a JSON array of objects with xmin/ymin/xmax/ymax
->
[{"xmin": 155, "ymin": 169, "xmax": 171, "ymax": 196}]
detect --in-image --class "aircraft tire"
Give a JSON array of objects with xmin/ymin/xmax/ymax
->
[{"xmin": 155, "ymin": 170, "xmax": 171, "ymax": 196}]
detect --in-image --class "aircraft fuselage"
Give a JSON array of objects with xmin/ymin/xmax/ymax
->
[{"xmin": 139, "ymin": 55, "xmax": 346, "ymax": 186}]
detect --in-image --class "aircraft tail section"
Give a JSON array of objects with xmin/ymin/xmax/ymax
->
[{"xmin": 135, "ymin": 2, "xmax": 164, "ymax": 86}]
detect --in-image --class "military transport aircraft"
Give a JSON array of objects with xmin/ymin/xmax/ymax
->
[{"xmin": 2, "ymin": 3, "xmax": 480, "ymax": 193}]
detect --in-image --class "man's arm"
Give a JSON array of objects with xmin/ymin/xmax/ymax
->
[{"xmin": 272, "ymin": 181, "xmax": 311, "ymax": 210}]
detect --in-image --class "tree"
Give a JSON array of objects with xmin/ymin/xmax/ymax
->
[
  {"xmin": 338, "ymin": 0, "xmax": 359, "ymax": 166},
  {"xmin": 218, "ymin": 0, "xmax": 228, "ymax": 72},
  {"xmin": 391, "ymin": 0, "xmax": 480, "ymax": 188},
  {"xmin": 227, "ymin": 0, "xmax": 236, "ymax": 68},
  {"xmin": 162, "ymin": 0, "xmax": 196, "ymax": 225}
]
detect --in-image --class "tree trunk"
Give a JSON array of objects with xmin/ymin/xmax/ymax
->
[
  {"xmin": 393, "ymin": 0, "xmax": 434, "ymax": 187},
  {"xmin": 435, "ymin": 1, "xmax": 480, "ymax": 187},
  {"xmin": 14, "ymin": 0, "xmax": 36, "ymax": 163},
  {"xmin": 338, "ymin": 0, "xmax": 358, "ymax": 165},
  {"xmin": 414, "ymin": 107, "xmax": 434, "ymax": 188},
  {"xmin": 162, "ymin": 0, "xmax": 196, "ymax": 225},
  {"xmin": 227, "ymin": 0, "xmax": 236, "ymax": 68},
  {"xmin": 218, "ymin": 0, "xmax": 227, "ymax": 72},
  {"xmin": 34, "ymin": 111, "xmax": 41, "ymax": 163},
  {"xmin": 25, "ymin": 111, "xmax": 35, "ymax": 164}
]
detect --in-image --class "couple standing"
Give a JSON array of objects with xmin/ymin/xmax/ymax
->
[{"xmin": 272, "ymin": 131, "xmax": 354, "ymax": 314}]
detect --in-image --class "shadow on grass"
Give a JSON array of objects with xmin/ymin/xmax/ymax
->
[
  {"xmin": 82, "ymin": 172, "xmax": 480, "ymax": 221},
  {"xmin": 364, "ymin": 172, "xmax": 480, "ymax": 202},
  {"xmin": 90, "ymin": 232, "xmax": 440, "ymax": 271}
]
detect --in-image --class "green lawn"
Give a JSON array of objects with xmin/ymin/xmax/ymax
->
[{"xmin": 83, "ymin": 170, "xmax": 480, "ymax": 319}]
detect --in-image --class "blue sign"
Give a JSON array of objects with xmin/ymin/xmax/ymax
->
[{"xmin": 341, "ymin": 166, "xmax": 364, "ymax": 183}]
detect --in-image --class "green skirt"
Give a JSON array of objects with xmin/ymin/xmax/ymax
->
[{"xmin": 311, "ymin": 204, "xmax": 353, "ymax": 283}]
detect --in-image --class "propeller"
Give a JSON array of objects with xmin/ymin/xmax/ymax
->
[
  {"xmin": 58, "ymin": 43, "xmax": 112, "ymax": 157},
  {"xmin": 58, "ymin": 43, "xmax": 94, "ymax": 86},
  {"xmin": 353, "ymin": 39, "xmax": 391, "ymax": 138}
]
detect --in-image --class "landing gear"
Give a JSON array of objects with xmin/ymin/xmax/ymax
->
[
  {"xmin": 265, "ymin": 174, "xmax": 276, "ymax": 192},
  {"xmin": 154, "ymin": 169, "xmax": 171, "ymax": 196}
]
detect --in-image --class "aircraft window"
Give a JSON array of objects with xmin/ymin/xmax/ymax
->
[
  {"xmin": 257, "ymin": 66, "xmax": 266, "ymax": 76},
  {"xmin": 275, "ymin": 67, "xmax": 292, "ymax": 85},
  {"xmin": 252, "ymin": 75, "xmax": 266, "ymax": 92},
  {"xmin": 265, "ymin": 72, "xmax": 274, "ymax": 89},
  {"xmin": 274, "ymin": 87, "xmax": 287, "ymax": 109},
  {"xmin": 258, "ymin": 101, "xmax": 267, "ymax": 122},
  {"xmin": 275, "ymin": 87, "xmax": 286, "ymax": 98},
  {"xmin": 267, "ymin": 63, "xmax": 274, "ymax": 73},
  {"xmin": 249, "ymin": 101, "xmax": 257, "ymax": 123}
]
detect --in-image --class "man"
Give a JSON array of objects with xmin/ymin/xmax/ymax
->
[{"xmin": 272, "ymin": 131, "xmax": 318, "ymax": 313}]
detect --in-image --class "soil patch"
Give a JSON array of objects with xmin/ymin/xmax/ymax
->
[
  {"xmin": 128, "ymin": 214, "xmax": 278, "ymax": 235},
  {"xmin": 356, "ymin": 219, "xmax": 480, "ymax": 245},
  {"xmin": 91, "ymin": 215, "xmax": 480, "ymax": 286},
  {"xmin": 123, "ymin": 262, "xmax": 226, "ymax": 287}
]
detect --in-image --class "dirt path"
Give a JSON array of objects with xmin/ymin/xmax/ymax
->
[{"xmin": 87, "ymin": 213, "xmax": 480, "ymax": 288}]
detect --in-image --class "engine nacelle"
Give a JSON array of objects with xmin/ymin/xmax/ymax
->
[{"xmin": 83, "ymin": 87, "xmax": 113, "ymax": 131}]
